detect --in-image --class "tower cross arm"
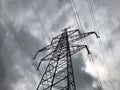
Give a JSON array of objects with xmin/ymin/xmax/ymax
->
[
  {"xmin": 70, "ymin": 44, "xmax": 91, "ymax": 55},
  {"xmin": 33, "ymin": 44, "xmax": 55, "ymax": 59},
  {"xmin": 69, "ymin": 31, "xmax": 100, "ymax": 43}
]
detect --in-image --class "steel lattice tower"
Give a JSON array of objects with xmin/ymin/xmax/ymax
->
[{"xmin": 33, "ymin": 27, "xmax": 99, "ymax": 90}]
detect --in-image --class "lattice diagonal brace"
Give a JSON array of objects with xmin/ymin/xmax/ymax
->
[{"xmin": 33, "ymin": 27, "xmax": 99, "ymax": 90}]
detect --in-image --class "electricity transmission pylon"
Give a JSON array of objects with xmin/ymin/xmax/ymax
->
[{"xmin": 33, "ymin": 27, "xmax": 99, "ymax": 90}]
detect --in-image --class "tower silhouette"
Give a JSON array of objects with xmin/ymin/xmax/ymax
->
[{"xmin": 33, "ymin": 27, "xmax": 99, "ymax": 90}]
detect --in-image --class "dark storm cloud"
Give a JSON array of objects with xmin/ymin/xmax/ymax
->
[
  {"xmin": 0, "ymin": 0, "xmax": 98, "ymax": 90},
  {"xmin": 0, "ymin": 0, "xmax": 99, "ymax": 90},
  {"xmin": 16, "ymin": 25, "xmax": 41, "ymax": 57},
  {"xmin": 0, "ymin": 57, "xmax": 7, "ymax": 90},
  {"xmin": 1, "ymin": 0, "xmax": 120, "ymax": 90},
  {"xmin": 49, "ymin": 5, "xmax": 71, "ymax": 32},
  {"xmin": 92, "ymin": 0, "xmax": 120, "ymax": 12},
  {"xmin": 0, "ymin": 32, "xmax": 20, "ymax": 90},
  {"xmin": 110, "ymin": 18, "xmax": 120, "ymax": 38},
  {"xmin": 72, "ymin": 53, "xmax": 101, "ymax": 90},
  {"xmin": 0, "ymin": 20, "xmax": 9, "ymax": 90},
  {"xmin": 105, "ymin": 17, "xmax": 120, "ymax": 53},
  {"xmin": 92, "ymin": 0, "xmax": 120, "ymax": 52},
  {"xmin": 1, "ymin": 0, "xmax": 30, "ymax": 17},
  {"xmin": 0, "ymin": 20, "xmax": 7, "ymax": 51},
  {"xmin": 0, "ymin": 26, "xmax": 39, "ymax": 90},
  {"xmin": 87, "ymin": 0, "xmax": 120, "ymax": 89},
  {"xmin": 73, "ymin": 54, "xmax": 92, "ymax": 89},
  {"xmin": 0, "ymin": 13, "xmax": 40, "ymax": 90}
]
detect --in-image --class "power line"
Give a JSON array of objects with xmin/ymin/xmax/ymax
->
[
  {"xmin": 67, "ymin": 0, "xmax": 104, "ymax": 89},
  {"xmin": 29, "ymin": 0, "xmax": 58, "ymax": 77},
  {"xmin": 88, "ymin": 54, "xmax": 104, "ymax": 90},
  {"xmin": 86, "ymin": 0, "xmax": 116, "ymax": 89},
  {"xmin": 29, "ymin": 0, "xmax": 104, "ymax": 89},
  {"xmin": 68, "ymin": 0, "xmax": 84, "ymax": 32},
  {"xmin": 0, "ymin": 8, "xmax": 42, "ymax": 76},
  {"xmin": 29, "ymin": 0, "xmax": 51, "ymax": 41}
]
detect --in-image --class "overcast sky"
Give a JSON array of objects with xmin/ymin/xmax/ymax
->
[{"xmin": 0, "ymin": 0, "xmax": 120, "ymax": 90}]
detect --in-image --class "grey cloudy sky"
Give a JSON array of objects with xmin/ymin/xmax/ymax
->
[{"xmin": 0, "ymin": 0, "xmax": 120, "ymax": 90}]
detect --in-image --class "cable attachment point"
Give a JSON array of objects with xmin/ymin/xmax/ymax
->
[
  {"xmin": 85, "ymin": 45, "xmax": 91, "ymax": 55},
  {"xmin": 93, "ymin": 32, "xmax": 100, "ymax": 38}
]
